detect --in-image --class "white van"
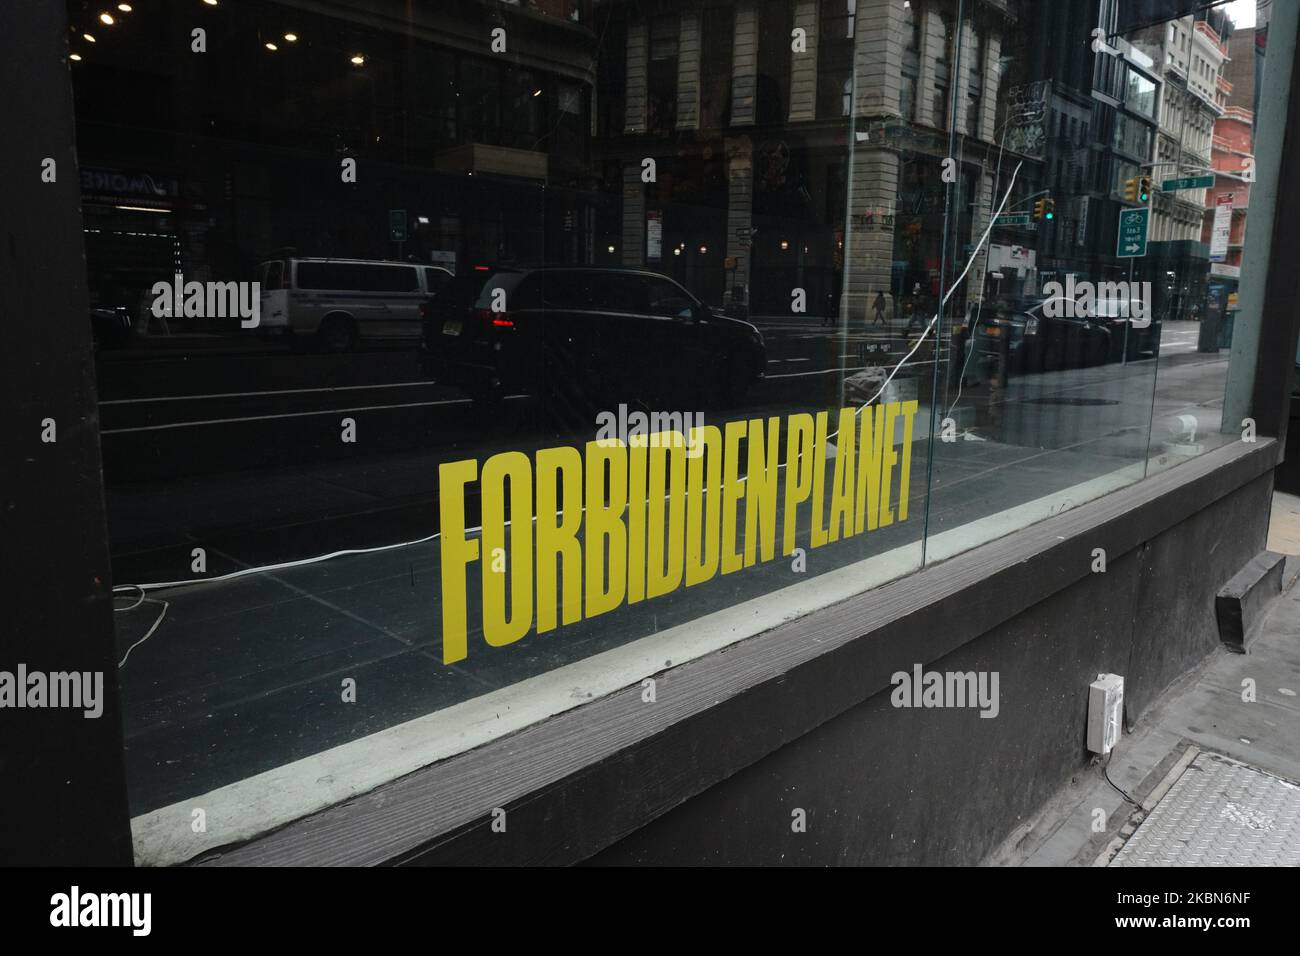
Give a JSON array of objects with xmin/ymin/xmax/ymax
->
[{"xmin": 257, "ymin": 257, "xmax": 453, "ymax": 351}]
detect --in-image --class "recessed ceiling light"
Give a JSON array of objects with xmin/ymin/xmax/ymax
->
[
  {"xmin": 83, "ymin": 33, "xmax": 96, "ymax": 42},
  {"xmin": 99, "ymin": 12, "xmax": 114, "ymax": 25},
  {"xmin": 70, "ymin": 53, "xmax": 83, "ymax": 61},
  {"xmin": 265, "ymin": 42, "xmax": 278, "ymax": 51},
  {"xmin": 350, "ymin": 53, "xmax": 365, "ymax": 65},
  {"xmin": 118, "ymin": 4, "xmax": 133, "ymax": 11},
  {"xmin": 203, "ymin": 0, "xmax": 218, "ymax": 7},
  {"xmin": 284, "ymin": 32, "xmax": 298, "ymax": 42}
]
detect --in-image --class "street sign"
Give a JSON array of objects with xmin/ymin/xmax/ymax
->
[
  {"xmin": 1116, "ymin": 208, "xmax": 1149, "ymax": 258},
  {"xmin": 388, "ymin": 209, "xmax": 407, "ymax": 243},
  {"xmin": 1160, "ymin": 175, "xmax": 1215, "ymax": 191},
  {"xmin": 994, "ymin": 213, "xmax": 1031, "ymax": 226},
  {"xmin": 646, "ymin": 210, "xmax": 662, "ymax": 261},
  {"xmin": 1209, "ymin": 194, "xmax": 1233, "ymax": 262}
]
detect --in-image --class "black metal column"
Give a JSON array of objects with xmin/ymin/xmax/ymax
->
[{"xmin": 0, "ymin": 2, "xmax": 133, "ymax": 865}]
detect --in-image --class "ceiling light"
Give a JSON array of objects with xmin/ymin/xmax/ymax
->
[
  {"xmin": 284, "ymin": 32, "xmax": 298, "ymax": 42},
  {"xmin": 83, "ymin": 33, "xmax": 96, "ymax": 42},
  {"xmin": 350, "ymin": 53, "xmax": 365, "ymax": 65},
  {"xmin": 99, "ymin": 12, "xmax": 114, "ymax": 25},
  {"xmin": 118, "ymin": 4, "xmax": 132, "ymax": 11},
  {"xmin": 70, "ymin": 53, "xmax": 83, "ymax": 61},
  {"xmin": 265, "ymin": 42, "xmax": 278, "ymax": 51}
]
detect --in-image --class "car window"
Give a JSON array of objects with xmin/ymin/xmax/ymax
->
[
  {"xmin": 295, "ymin": 262, "xmax": 420, "ymax": 292},
  {"xmin": 359, "ymin": 264, "xmax": 420, "ymax": 293},
  {"xmin": 263, "ymin": 261, "xmax": 283, "ymax": 290},
  {"xmin": 590, "ymin": 273, "xmax": 649, "ymax": 313},
  {"xmin": 641, "ymin": 275, "xmax": 696, "ymax": 317},
  {"xmin": 295, "ymin": 262, "xmax": 337, "ymax": 290},
  {"xmin": 541, "ymin": 271, "xmax": 593, "ymax": 309},
  {"xmin": 472, "ymin": 272, "xmax": 529, "ymax": 310},
  {"xmin": 423, "ymin": 267, "xmax": 452, "ymax": 295},
  {"xmin": 509, "ymin": 275, "xmax": 543, "ymax": 308}
]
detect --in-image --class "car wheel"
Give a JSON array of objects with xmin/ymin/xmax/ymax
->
[{"xmin": 318, "ymin": 315, "xmax": 357, "ymax": 353}]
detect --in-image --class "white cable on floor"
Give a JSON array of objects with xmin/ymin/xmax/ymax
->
[{"xmin": 118, "ymin": 598, "xmax": 169, "ymax": 668}]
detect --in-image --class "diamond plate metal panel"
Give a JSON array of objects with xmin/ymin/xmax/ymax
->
[{"xmin": 1111, "ymin": 752, "xmax": 1300, "ymax": 866}]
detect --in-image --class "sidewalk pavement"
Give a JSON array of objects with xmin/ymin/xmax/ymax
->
[
  {"xmin": 1268, "ymin": 491, "xmax": 1300, "ymax": 590},
  {"xmin": 986, "ymin": 491, "xmax": 1300, "ymax": 866}
]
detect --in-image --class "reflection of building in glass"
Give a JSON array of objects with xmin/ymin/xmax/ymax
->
[
  {"xmin": 606, "ymin": 0, "xmax": 1016, "ymax": 349},
  {"xmin": 1134, "ymin": 14, "xmax": 1224, "ymax": 246},
  {"xmin": 991, "ymin": 0, "xmax": 1163, "ymax": 310},
  {"xmin": 70, "ymin": 0, "xmax": 603, "ymax": 325},
  {"xmin": 1130, "ymin": 10, "xmax": 1226, "ymax": 326},
  {"xmin": 1201, "ymin": 103, "xmax": 1253, "ymax": 348},
  {"xmin": 1204, "ymin": 8, "xmax": 1260, "ymax": 340}
]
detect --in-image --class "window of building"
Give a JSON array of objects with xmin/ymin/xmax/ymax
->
[
  {"xmin": 699, "ymin": 6, "xmax": 734, "ymax": 130},
  {"xmin": 1125, "ymin": 67, "xmax": 1158, "ymax": 119},
  {"xmin": 901, "ymin": 1, "xmax": 921, "ymax": 121},
  {"xmin": 647, "ymin": 14, "xmax": 679, "ymax": 132},
  {"xmin": 967, "ymin": 29, "xmax": 985, "ymax": 137},
  {"xmin": 934, "ymin": 12, "xmax": 954, "ymax": 129},
  {"xmin": 818, "ymin": 0, "xmax": 857, "ymax": 119},
  {"xmin": 756, "ymin": 0, "xmax": 794, "ymax": 125}
]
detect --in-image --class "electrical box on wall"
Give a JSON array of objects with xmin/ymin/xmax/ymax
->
[{"xmin": 1087, "ymin": 673, "xmax": 1125, "ymax": 755}]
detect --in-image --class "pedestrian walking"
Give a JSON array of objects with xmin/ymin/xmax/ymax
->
[{"xmin": 872, "ymin": 290, "xmax": 888, "ymax": 328}]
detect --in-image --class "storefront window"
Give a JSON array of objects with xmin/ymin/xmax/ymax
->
[{"xmin": 71, "ymin": 0, "xmax": 1275, "ymax": 863}]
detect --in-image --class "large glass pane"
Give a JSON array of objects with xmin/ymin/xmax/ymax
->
[
  {"xmin": 921, "ymin": 0, "xmax": 1268, "ymax": 562},
  {"xmin": 74, "ymin": 0, "xmax": 1274, "ymax": 861},
  {"xmin": 76, "ymin": 0, "xmax": 929, "ymax": 858}
]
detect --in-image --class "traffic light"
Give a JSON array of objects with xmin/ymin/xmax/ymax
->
[
  {"xmin": 1124, "ymin": 176, "xmax": 1152, "ymax": 203},
  {"xmin": 1033, "ymin": 198, "xmax": 1055, "ymax": 222}
]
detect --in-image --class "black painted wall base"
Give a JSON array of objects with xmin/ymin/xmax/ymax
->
[{"xmin": 588, "ymin": 473, "xmax": 1273, "ymax": 866}]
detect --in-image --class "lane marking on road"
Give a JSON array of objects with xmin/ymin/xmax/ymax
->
[
  {"xmin": 101, "ymin": 380, "xmax": 441, "ymax": 405},
  {"xmin": 101, "ymin": 396, "xmax": 528, "ymax": 435},
  {"xmin": 766, "ymin": 359, "xmax": 938, "ymax": 379}
]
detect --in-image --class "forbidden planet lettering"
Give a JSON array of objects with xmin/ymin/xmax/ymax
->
[{"xmin": 439, "ymin": 403, "xmax": 921, "ymax": 664}]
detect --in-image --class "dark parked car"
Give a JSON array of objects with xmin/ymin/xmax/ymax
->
[
  {"xmin": 973, "ymin": 297, "xmax": 1112, "ymax": 379},
  {"xmin": 1090, "ymin": 297, "xmax": 1163, "ymax": 361},
  {"xmin": 420, "ymin": 267, "xmax": 766, "ymax": 413}
]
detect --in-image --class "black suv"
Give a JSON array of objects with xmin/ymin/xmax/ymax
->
[{"xmin": 420, "ymin": 267, "xmax": 766, "ymax": 412}]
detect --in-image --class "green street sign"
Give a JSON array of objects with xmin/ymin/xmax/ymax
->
[
  {"xmin": 388, "ymin": 209, "xmax": 407, "ymax": 243},
  {"xmin": 1116, "ymin": 207, "xmax": 1149, "ymax": 258},
  {"xmin": 1160, "ymin": 175, "xmax": 1215, "ymax": 191},
  {"xmin": 994, "ymin": 213, "xmax": 1031, "ymax": 226}
]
